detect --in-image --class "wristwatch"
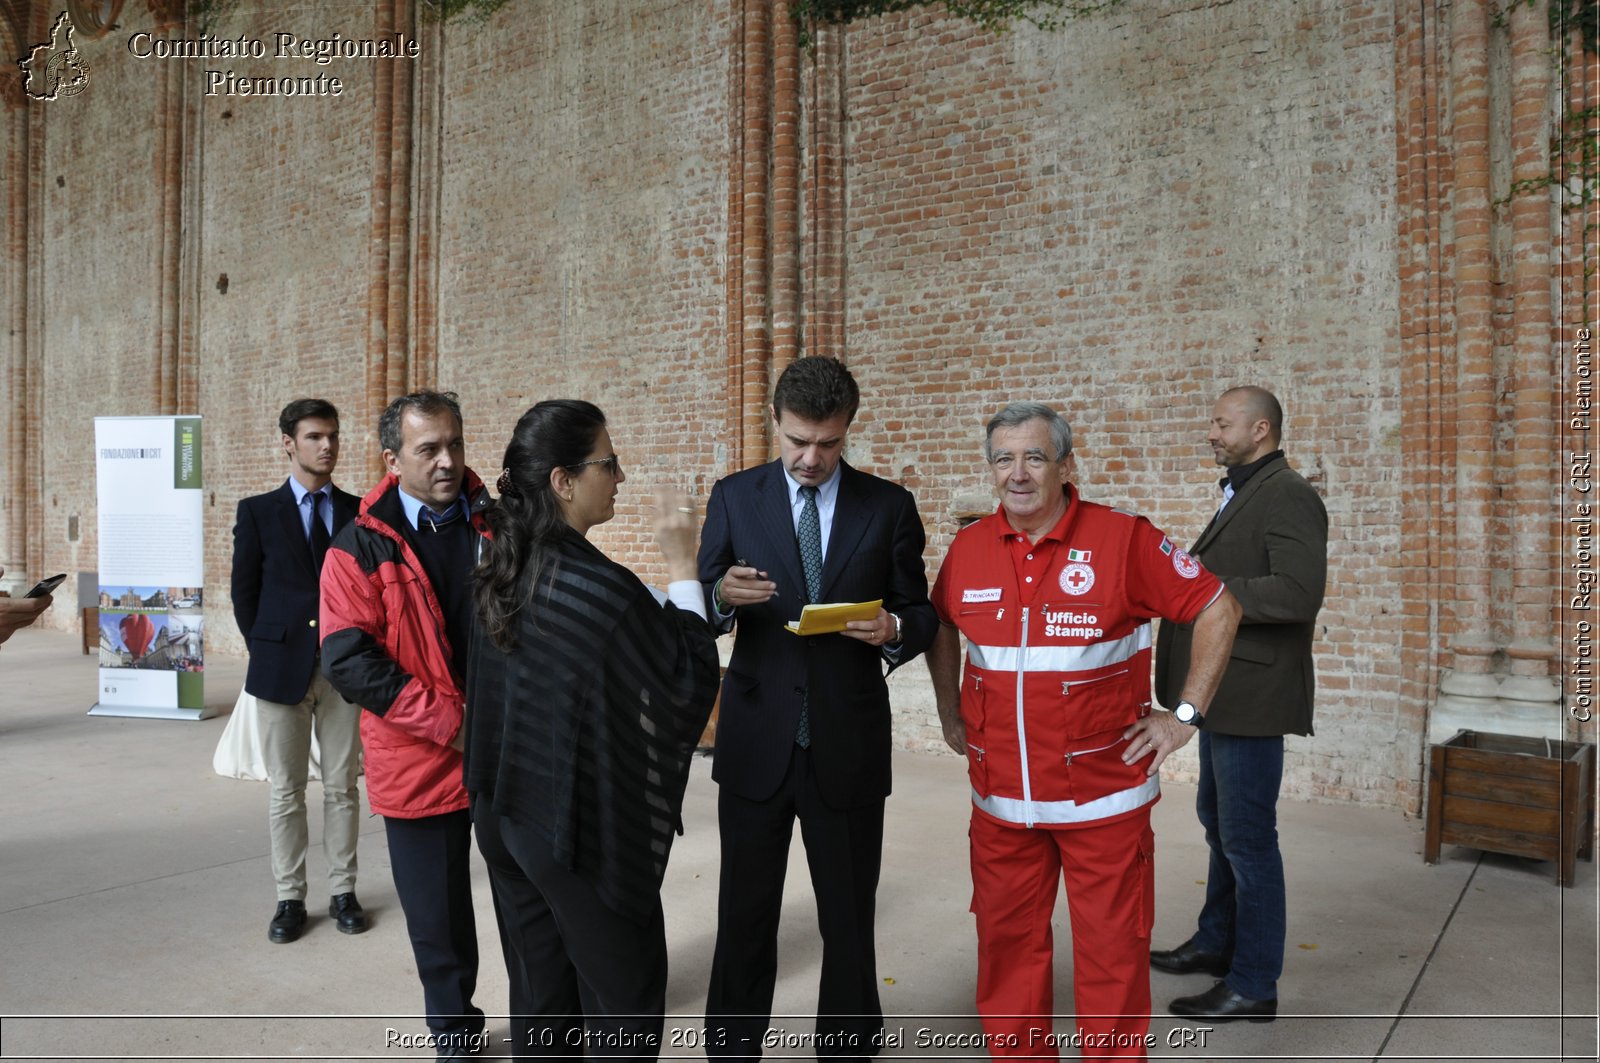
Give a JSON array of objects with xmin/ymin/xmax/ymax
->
[
  {"xmin": 1173, "ymin": 700, "xmax": 1204, "ymax": 728},
  {"xmin": 888, "ymin": 612, "xmax": 903, "ymax": 646}
]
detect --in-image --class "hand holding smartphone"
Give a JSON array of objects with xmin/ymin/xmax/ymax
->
[{"xmin": 24, "ymin": 572, "xmax": 66, "ymax": 598}]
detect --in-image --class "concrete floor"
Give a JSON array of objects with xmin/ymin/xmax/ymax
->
[{"xmin": 0, "ymin": 626, "xmax": 1595, "ymax": 1061}]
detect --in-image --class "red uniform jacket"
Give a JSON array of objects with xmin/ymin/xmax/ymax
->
[
  {"xmin": 319, "ymin": 470, "xmax": 489, "ymax": 819},
  {"xmin": 933, "ymin": 487, "xmax": 1222, "ymax": 828}
]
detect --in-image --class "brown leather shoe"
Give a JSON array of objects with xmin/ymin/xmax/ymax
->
[{"xmin": 328, "ymin": 892, "xmax": 367, "ymax": 935}]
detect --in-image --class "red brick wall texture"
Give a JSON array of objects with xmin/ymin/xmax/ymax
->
[{"xmin": 0, "ymin": 0, "xmax": 1589, "ymax": 813}]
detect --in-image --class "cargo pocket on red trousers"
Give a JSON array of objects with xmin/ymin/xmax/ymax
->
[{"xmin": 1137, "ymin": 823, "xmax": 1156, "ymax": 938}]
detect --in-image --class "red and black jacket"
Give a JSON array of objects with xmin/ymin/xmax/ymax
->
[{"xmin": 319, "ymin": 469, "xmax": 489, "ymax": 819}]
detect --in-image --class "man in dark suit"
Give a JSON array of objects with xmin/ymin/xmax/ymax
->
[
  {"xmin": 231, "ymin": 397, "xmax": 364, "ymax": 944},
  {"xmin": 700, "ymin": 356, "xmax": 936, "ymax": 1060},
  {"xmin": 1152, "ymin": 385, "xmax": 1328, "ymax": 1022}
]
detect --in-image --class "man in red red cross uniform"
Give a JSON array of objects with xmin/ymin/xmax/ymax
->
[{"xmin": 927, "ymin": 402, "xmax": 1241, "ymax": 1061}]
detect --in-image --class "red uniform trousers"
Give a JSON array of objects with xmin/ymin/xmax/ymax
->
[{"xmin": 970, "ymin": 807, "xmax": 1155, "ymax": 1062}]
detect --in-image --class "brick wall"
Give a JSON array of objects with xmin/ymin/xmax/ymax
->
[
  {"xmin": 3, "ymin": 0, "xmax": 1580, "ymax": 812},
  {"xmin": 31, "ymin": 3, "xmax": 167, "ymax": 594},
  {"xmin": 430, "ymin": 0, "xmax": 730, "ymax": 576},
  {"xmin": 192, "ymin": 6, "xmax": 378, "ymax": 654},
  {"xmin": 837, "ymin": 2, "xmax": 1404, "ymax": 804}
]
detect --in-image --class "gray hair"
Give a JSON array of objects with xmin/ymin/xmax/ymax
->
[
  {"xmin": 378, "ymin": 390, "xmax": 463, "ymax": 454},
  {"xmin": 983, "ymin": 402, "xmax": 1073, "ymax": 463}
]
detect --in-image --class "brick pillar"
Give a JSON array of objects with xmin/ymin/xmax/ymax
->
[
  {"xmin": 726, "ymin": 0, "xmax": 812, "ymax": 470},
  {"xmin": 366, "ymin": 0, "xmax": 400, "ymax": 478},
  {"xmin": 22, "ymin": 14, "xmax": 44, "ymax": 583},
  {"xmin": 410, "ymin": 7, "xmax": 444, "ymax": 393},
  {"xmin": 731, "ymin": 0, "xmax": 773, "ymax": 471},
  {"xmin": 770, "ymin": 0, "xmax": 801, "ymax": 396},
  {"xmin": 385, "ymin": 0, "xmax": 415, "ymax": 399},
  {"xmin": 1, "ymin": 7, "xmax": 27, "ymax": 591},
  {"xmin": 1441, "ymin": 0, "xmax": 1498, "ymax": 692},
  {"xmin": 1407, "ymin": 1, "xmax": 1582, "ymax": 746},
  {"xmin": 803, "ymin": 19, "xmax": 847, "ymax": 363},
  {"xmin": 1502, "ymin": 0, "xmax": 1561, "ymax": 706},
  {"xmin": 1558, "ymin": 25, "xmax": 1598, "ymax": 746},
  {"xmin": 177, "ymin": 45, "xmax": 203, "ymax": 417},
  {"xmin": 154, "ymin": 34, "xmax": 183, "ymax": 415},
  {"xmin": 1395, "ymin": 0, "xmax": 1451, "ymax": 810}
]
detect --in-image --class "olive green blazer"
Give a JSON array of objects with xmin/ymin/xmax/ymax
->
[{"xmin": 1154, "ymin": 455, "xmax": 1328, "ymax": 736}]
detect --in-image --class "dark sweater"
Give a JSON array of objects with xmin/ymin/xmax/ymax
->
[{"xmin": 402, "ymin": 509, "xmax": 477, "ymax": 681}]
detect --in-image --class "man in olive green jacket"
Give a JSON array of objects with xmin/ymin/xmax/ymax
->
[{"xmin": 1152, "ymin": 385, "xmax": 1328, "ymax": 1024}]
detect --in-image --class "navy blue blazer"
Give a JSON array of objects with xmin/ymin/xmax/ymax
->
[
  {"xmin": 231, "ymin": 480, "xmax": 359, "ymax": 705},
  {"xmin": 697, "ymin": 459, "xmax": 936, "ymax": 809}
]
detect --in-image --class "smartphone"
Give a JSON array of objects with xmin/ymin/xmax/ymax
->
[{"xmin": 24, "ymin": 572, "xmax": 66, "ymax": 598}]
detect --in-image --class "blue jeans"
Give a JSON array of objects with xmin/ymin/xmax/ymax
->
[{"xmin": 1189, "ymin": 730, "xmax": 1286, "ymax": 1002}]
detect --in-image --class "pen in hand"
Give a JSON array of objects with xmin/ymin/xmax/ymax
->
[
  {"xmin": 729, "ymin": 557, "xmax": 778, "ymax": 602},
  {"xmin": 738, "ymin": 559, "xmax": 777, "ymax": 596}
]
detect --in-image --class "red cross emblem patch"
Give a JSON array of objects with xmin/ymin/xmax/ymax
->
[
  {"xmin": 1172, "ymin": 549, "xmax": 1201, "ymax": 579},
  {"xmin": 1059, "ymin": 562, "xmax": 1095, "ymax": 596}
]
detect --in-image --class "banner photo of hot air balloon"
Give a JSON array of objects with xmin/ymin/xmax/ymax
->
[
  {"xmin": 90, "ymin": 416, "xmax": 207, "ymax": 721},
  {"xmin": 97, "ymin": 608, "xmax": 168, "ymax": 668}
]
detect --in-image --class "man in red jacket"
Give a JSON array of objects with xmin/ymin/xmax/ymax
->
[
  {"xmin": 926, "ymin": 401, "xmax": 1240, "ymax": 1061},
  {"xmin": 320, "ymin": 390, "xmax": 489, "ymax": 1061}
]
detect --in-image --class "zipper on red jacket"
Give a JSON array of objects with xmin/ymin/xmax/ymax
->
[{"xmin": 1016, "ymin": 606, "xmax": 1034, "ymax": 828}]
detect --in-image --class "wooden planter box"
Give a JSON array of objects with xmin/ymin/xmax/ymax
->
[{"xmin": 1424, "ymin": 730, "xmax": 1596, "ymax": 887}]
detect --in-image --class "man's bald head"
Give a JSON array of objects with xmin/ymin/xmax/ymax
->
[
  {"xmin": 1220, "ymin": 386, "xmax": 1283, "ymax": 444},
  {"xmin": 1209, "ymin": 386, "xmax": 1284, "ymax": 468}
]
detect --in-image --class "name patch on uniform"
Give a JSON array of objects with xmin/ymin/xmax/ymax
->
[
  {"xmin": 962, "ymin": 587, "xmax": 1003, "ymax": 603},
  {"xmin": 1172, "ymin": 549, "xmax": 1201, "ymax": 579}
]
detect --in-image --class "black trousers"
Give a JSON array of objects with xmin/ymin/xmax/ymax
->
[
  {"xmin": 473, "ymin": 798, "xmax": 536, "ymax": 1060},
  {"xmin": 383, "ymin": 810, "xmax": 483, "ymax": 1043},
  {"xmin": 473, "ymin": 794, "xmax": 669, "ymax": 1061},
  {"xmin": 706, "ymin": 746, "xmax": 885, "ymax": 1062}
]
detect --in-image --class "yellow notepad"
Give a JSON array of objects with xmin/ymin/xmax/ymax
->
[{"xmin": 783, "ymin": 599, "xmax": 883, "ymax": 636}]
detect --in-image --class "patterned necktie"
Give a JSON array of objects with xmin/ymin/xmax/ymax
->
[
  {"xmin": 798, "ymin": 486, "xmax": 823, "ymax": 602},
  {"xmin": 796, "ymin": 485, "xmax": 822, "ymax": 748},
  {"xmin": 309, "ymin": 492, "xmax": 331, "ymax": 572}
]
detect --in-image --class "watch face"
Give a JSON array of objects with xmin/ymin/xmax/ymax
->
[{"xmin": 1176, "ymin": 702, "xmax": 1199, "ymax": 724}]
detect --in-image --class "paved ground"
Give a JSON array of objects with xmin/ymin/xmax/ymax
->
[{"xmin": 0, "ymin": 626, "xmax": 1595, "ymax": 1061}]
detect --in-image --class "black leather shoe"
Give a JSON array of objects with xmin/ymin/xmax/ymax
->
[
  {"xmin": 268, "ymin": 899, "xmax": 307, "ymax": 943},
  {"xmin": 1169, "ymin": 980, "xmax": 1277, "ymax": 1023},
  {"xmin": 329, "ymin": 892, "xmax": 367, "ymax": 935},
  {"xmin": 1150, "ymin": 940, "xmax": 1231, "ymax": 977},
  {"xmin": 435, "ymin": 1031, "xmax": 484, "ymax": 1059}
]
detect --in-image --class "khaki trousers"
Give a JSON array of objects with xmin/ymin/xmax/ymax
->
[{"xmin": 259, "ymin": 670, "xmax": 361, "ymax": 900}]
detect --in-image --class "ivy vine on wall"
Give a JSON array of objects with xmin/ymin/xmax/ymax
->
[
  {"xmin": 417, "ymin": 0, "xmax": 511, "ymax": 24},
  {"xmin": 1495, "ymin": 0, "xmax": 1598, "ymax": 246},
  {"xmin": 791, "ymin": 0, "xmax": 1125, "ymax": 47},
  {"xmin": 177, "ymin": 0, "xmax": 510, "ymax": 34}
]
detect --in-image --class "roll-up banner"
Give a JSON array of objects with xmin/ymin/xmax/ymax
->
[{"xmin": 89, "ymin": 416, "xmax": 210, "ymax": 720}]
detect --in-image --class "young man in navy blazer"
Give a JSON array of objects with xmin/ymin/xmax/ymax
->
[
  {"xmin": 231, "ymin": 398, "xmax": 364, "ymax": 944},
  {"xmin": 700, "ymin": 356, "xmax": 937, "ymax": 1060}
]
